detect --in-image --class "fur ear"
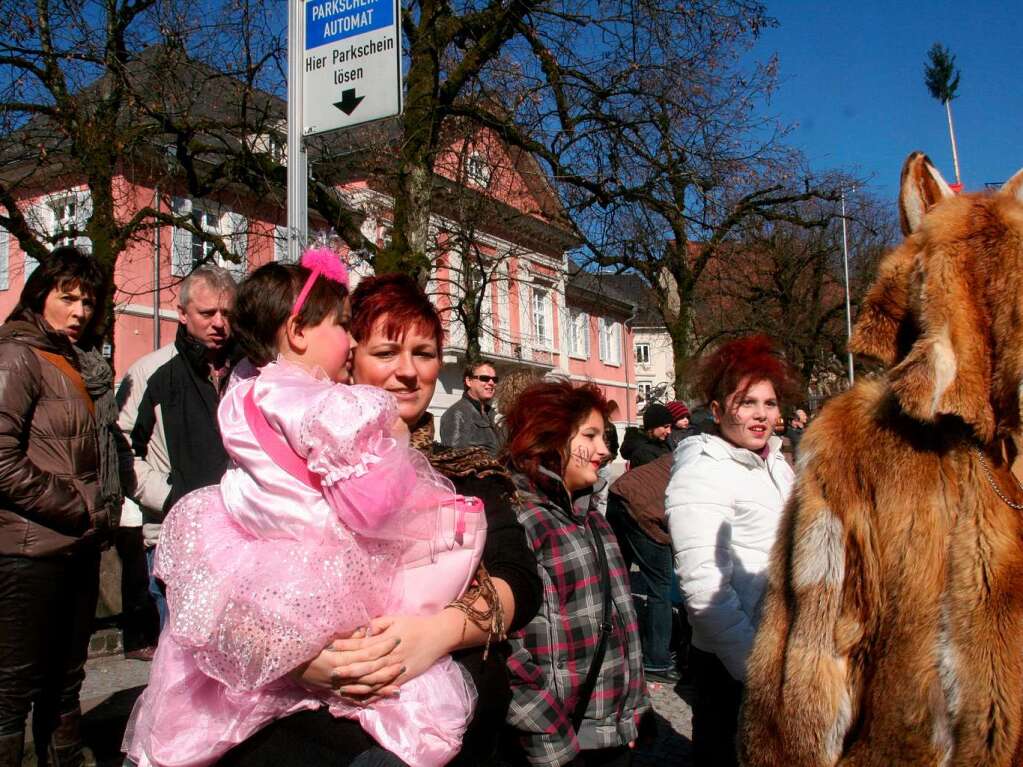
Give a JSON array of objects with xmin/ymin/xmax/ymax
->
[
  {"xmin": 849, "ymin": 246, "xmax": 918, "ymax": 365},
  {"xmin": 899, "ymin": 152, "xmax": 955, "ymax": 235},
  {"xmin": 887, "ymin": 244, "xmax": 996, "ymax": 442},
  {"xmin": 998, "ymin": 168, "xmax": 1023, "ymax": 204}
]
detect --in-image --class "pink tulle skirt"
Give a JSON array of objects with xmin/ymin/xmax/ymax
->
[{"xmin": 122, "ymin": 487, "xmax": 477, "ymax": 767}]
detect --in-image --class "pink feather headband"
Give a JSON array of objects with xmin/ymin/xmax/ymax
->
[{"xmin": 291, "ymin": 247, "xmax": 349, "ymax": 316}]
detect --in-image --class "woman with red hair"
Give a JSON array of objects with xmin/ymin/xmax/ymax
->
[
  {"xmin": 664, "ymin": 335, "xmax": 797, "ymax": 767},
  {"xmin": 501, "ymin": 380, "xmax": 649, "ymax": 767}
]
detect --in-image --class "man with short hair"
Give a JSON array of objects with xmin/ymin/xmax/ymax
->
[
  {"xmin": 620, "ymin": 402, "xmax": 674, "ymax": 468},
  {"xmin": 439, "ymin": 359, "xmax": 500, "ymax": 454},
  {"xmin": 117, "ymin": 265, "xmax": 237, "ymax": 629}
]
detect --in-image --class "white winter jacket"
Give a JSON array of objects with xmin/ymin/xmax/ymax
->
[{"xmin": 665, "ymin": 433, "xmax": 793, "ymax": 681}]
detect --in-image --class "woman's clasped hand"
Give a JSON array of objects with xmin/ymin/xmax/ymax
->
[{"xmin": 294, "ymin": 628, "xmax": 404, "ymax": 700}]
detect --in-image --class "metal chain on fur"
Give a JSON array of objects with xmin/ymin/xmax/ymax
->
[
  {"xmin": 445, "ymin": 562, "xmax": 506, "ymax": 660},
  {"xmin": 974, "ymin": 449, "xmax": 1023, "ymax": 510}
]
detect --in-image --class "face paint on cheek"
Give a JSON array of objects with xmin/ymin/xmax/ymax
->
[{"xmin": 571, "ymin": 446, "xmax": 590, "ymax": 467}]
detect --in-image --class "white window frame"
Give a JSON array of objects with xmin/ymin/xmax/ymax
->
[
  {"xmin": 568, "ymin": 309, "xmax": 589, "ymax": 359},
  {"xmin": 638, "ymin": 382, "xmax": 653, "ymax": 401},
  {"xmin": 599, "ymin": 317, "xmax": 622, "ymax": 366},
  {"xmin": 21, "ymin": 190, "xmax": 93, "ymax": 280},
  {"xmin": 466, "ymin": 152, "xmax": 492, "ymax": 188},
  {"xmin": 51, "ymin": 197, "xmax": 79, "ymax": 248},
  {"xmin": 532, "ymin": 286, "xmax": 552, "ymax": 349},
  {"xmin": 47, "ymin": 190, "xmax": 92, "ymax": 254},
  {"xmin": 190, "ymin": 207, "xmax": 220, "ymax": 267},
  {"xmin": 171, "ymin": 198, "xmax": 247, "ymax": 279},
  {"xmin": 273, "ymin": 224, "xmax": 291, "ymax": 263},
  {"xmin": 635, "ymin": 342, "xmax": 650, "ymax": 364}
]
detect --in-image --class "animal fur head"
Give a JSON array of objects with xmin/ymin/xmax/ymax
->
[{"xmin": 850, "ymin": 152, "xmax": 1023, "ymax": 444}]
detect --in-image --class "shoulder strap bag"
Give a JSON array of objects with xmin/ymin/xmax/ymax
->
[
  {"xmin": 32, "ymin": 348, "xmax": 95, "ymax": 416},
  {"xmin": 571, "ymin": 513, "xmax": 614, "ymax": 732}
]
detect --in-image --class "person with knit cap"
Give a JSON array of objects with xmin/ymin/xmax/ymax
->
[
  {"xmin": 665, "ymin": 401, "xmax": 693, "ymax": 451},
  {"xmin": 620, "ymin": 403, "xmax": 673, "ymax": 468}
]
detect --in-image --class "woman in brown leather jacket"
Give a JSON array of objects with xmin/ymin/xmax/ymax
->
[{"xmin": 0, "ymin": 247, "xmax": 113, "ymax": 767}]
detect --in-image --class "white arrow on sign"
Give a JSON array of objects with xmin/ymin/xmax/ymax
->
[{"xmin": 302, "ymin": 0, "xmax": 402, "ymax": 136}]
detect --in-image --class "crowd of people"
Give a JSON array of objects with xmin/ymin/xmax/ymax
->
[
  {"xmin": 0, "ymin": 248, "xmax": 659, "ymax": 767},
  {"xmin": 0, "ymin": 244, "xmax": 816, "ymax": 767}
]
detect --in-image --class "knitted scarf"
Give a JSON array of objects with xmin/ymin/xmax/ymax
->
[{"xmin": 75, "ymin": 346, "xmax": 126, "ymax": 524}]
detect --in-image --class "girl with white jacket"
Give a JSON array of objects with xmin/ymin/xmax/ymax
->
[{"xmin": 664, "ymin": 336, "xmax": 796, "ymax": 767}]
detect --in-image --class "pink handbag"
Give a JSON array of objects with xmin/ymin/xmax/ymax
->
[
  {"xmin": 244, "ymin": 386, "xmax": 487, "ymax": 614},
  {"xmin": 388, "ymin": 495, "xmax": 486, "ymax": 615}
]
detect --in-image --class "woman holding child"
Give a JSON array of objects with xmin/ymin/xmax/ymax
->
[{"xmin": 126, "ymin": 261, "xmax": 541, "ymax": 767}]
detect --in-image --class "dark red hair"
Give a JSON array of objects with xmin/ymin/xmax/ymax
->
[
  {"xmin": 350, "ymin": 273, "xmax": 444, "ymax": 350},
  {"xmin": 502, "ymin": 380, "xmax": 608, "ymax": 486},
  {"xmin": 696, "ymin": 334, "xmax": 800, "ymax": 408}
]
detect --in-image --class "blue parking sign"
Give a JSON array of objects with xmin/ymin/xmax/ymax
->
[{"xmin": 305, "ymin": 0, "xmax": 394, "ymax": 50}]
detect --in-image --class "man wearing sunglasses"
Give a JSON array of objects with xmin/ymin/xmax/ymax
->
[{"xmin": 440, "ymin": 359, "xmax": 501, "ymax": 454}]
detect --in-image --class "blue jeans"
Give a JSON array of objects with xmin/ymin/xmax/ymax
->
[
  {"xmin": 145, "ymin": 547, "xmax": 168, "ymax": 630},
  {"xmin": 606, "ymin": 496, "xmax": 674, "ymax": 671}
]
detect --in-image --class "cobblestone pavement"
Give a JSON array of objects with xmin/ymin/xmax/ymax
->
[
  {"xmin": 47, "ymin": 653, "xmax": 695, "ymax": 766},
  {"xmin": 633, "ymin": 679, "xmax": 693, "ymax": 766}
]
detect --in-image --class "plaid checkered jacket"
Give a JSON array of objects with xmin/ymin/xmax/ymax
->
[{"xmin": 505, "ymin": 469, "xmax": 649, "ymax": 766}]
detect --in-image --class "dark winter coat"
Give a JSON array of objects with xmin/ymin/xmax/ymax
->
[
  {"xmin": 619, "ymin": 426, "xmax": 671, "ymax": 468},
  {"xmin": 0, "ymin": 310, "xmax": 110, "ymax": 557},
  {"xmin": 124, "ymin": 324, "xmax": 233, "ymax": 523},
  {"xmin": 439, "ymin": 392, "xmax": 500, "ymax": 454}
]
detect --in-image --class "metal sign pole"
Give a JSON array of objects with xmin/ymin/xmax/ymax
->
[
  {"xmin": 287, "ymin": 0, "xmax": 308, "ymax": 262},
  {"xmin": 840, "ymin": 191, "xmax": 855, "ymax": 386}
]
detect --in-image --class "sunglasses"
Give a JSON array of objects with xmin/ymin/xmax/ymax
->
[{"xmin": 471, "ymin": 374, "xmax": 500, "ymax": 384}]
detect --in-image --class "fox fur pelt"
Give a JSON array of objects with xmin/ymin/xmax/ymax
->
[{"xmin": 739, "ymin": 153, "xmax": 1023, "ymax": 767}]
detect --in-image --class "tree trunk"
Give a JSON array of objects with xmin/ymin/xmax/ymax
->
[
  {"xmin": 384, "ymin": 156, "xmax": 434, "ymax": 281},
  {"xmin": 378, "ymin": 2, "xmax": 443, "ymax": 282},
  {"xmin": 464, "ymin": 318, "xmax": 482, "ymax": 361},
  {"xmin": 86, "ymin": 173, "xmax": 119, "ymax": 368}
]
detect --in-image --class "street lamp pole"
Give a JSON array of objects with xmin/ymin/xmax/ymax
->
[{"xmin": 840, "ymin": 191, "xmax": 855, "ymax": 386}]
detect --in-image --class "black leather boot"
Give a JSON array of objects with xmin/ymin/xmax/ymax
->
[{"xmin": 50, "ymin": 708, "xmax": 95, "ymax": 767}]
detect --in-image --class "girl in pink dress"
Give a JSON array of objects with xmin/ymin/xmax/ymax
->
[{"xmin": 124, "ymin": 251, "xmax": 484, "ymax": 767}]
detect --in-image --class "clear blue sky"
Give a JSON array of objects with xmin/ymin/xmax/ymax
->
[{"xmin": 751, "ymin": 0, "xmax": 1023, "ymax": 202}]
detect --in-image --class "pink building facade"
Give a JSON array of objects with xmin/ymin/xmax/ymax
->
[{"xmin": 0, "ymin": 128, "xmax": 638, "ymax": 426}]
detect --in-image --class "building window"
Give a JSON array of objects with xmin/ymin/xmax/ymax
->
[
  {"xmin": 635, "ymin": 343, "xmax": 650, "ymax": 364},
  {"xmin": 34, "ymin": 189, "xmax": 92, "ymax": 255},
  {"xmin": 51, "ymin": 197, "xmax": 79, "ymax": 247},
  {"xmin": 599, "ymin": 317, "xmax": 622, "ymax": 365},
  {"xmin": 273, "ymin": 225, "xmax": 290, "ymax": 262},
  {"xmin": 638, "ymin": 382, "xmax": 653, "ymax": 401},
  {"xmin": 466, "ymin": 152, "xmax": 492, "ymax": 188},
  {"xmin": 532, "ymin": 287, "xmax": 551, "ymax": 348},
  {"xmin": 171, "ymin": 198, "xmax": 247, "ymax": 278},
  {"xmin": 266, "ymin": 133, "xmax": 286, "ymax": 163},
  {"xmin": 190, "ymin": 208, "xmax": 219, "ymax": 268},
  {"xmin": 568, "ymin": 309, "xmax": 589, "ymax": 358}
]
